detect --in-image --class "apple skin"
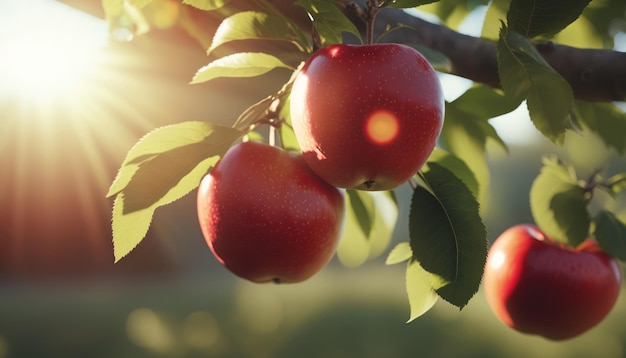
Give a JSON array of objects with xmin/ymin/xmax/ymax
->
[
  {"xmin": 483, "ymin": 224, "xmax": 622, "ymax": 340},
  {"xmin": 290, "ymin": 43, "xmax": 444, "ymax": 191},
  {"xmin": 197, "ymin": 141, "xmax": 345, "ymax": 283}
]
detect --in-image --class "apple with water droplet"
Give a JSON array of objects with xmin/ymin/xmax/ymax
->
[
  {"xmin": 290, "ymin": 43, "xmax": 444, "ymax": 191},
  {"xmin": 197, "ymin": 141, "xmax": 345, "ymax": 283},
  {"xmin": 483, "ymin": 224, "xmax": 621, "ymax": 340}
]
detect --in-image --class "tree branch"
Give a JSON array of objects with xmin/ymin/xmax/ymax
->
[{"xmin": 369, "ymin": 7, "xmax": 626, "ymax": 102}]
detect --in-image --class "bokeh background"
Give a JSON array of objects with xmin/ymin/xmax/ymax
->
[{"xmin": 1, "ymin": 1, "xmax": 626, "ymax": 357}]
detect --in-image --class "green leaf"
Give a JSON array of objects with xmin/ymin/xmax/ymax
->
[
  {"xmin": 109, "ymin": 123, "xmax": 243, "ymax": 262},
  {"xmin": 594, "ymin": 210, "xmax": 626, "ymax": 261},
  {"xmin": 497, "ymin": 25, "xmax": 573, "ymax": 144},
  {"xmin": 294, "ymin": 0, "xmax": 361, "ymax": 45},
  {"xmin": 207, "ymin": 11, "xmax": 297, "ymax": 55},
  {"xmin": 406, "ymin": 44, "xmax": 451, "ymax": 72},
  {"xmin": 439, "ymin": 114, "xmax": 490, "ymax": 210},
  {"xmin": 336, "ymin": 191, "xmax": 399, "ymax": 268},
  {"xmin": 427, "ymin": 148, "xmax": 479, "ymax": 199},
  {"xmin": 278, "ymin": 94, "xmax": 301, "ymax": 151},
  {"xmin": 406, "ymin": 260, "xmax": 439, "ymax": 322},
  {"xmin": 507, "ymin": 0, "xmax": 591, "ymax": 38},
  {"xmin": 182, "ymin": 0, "xmax": 229, "ymax": 11},
  {"xmin": 452, "ymin": 85, "xmax": 520, "ymax": 123},
  {"xmin": 122, "ymin": 143, "xmax": 221, "ymax": 212},
  {"xmin": 108, "ymin": 121, "xmax": 238, "ymax": 197},
  {"xmin": 574, "ymin": 102, "xmax": 626, "ymax": 156},
  {"xmin": 388, "ymin": 0, "xmax": 440, "ymax": 8},
  {"xmin": 113, "ymin": 151, "xmax": 224, "ymax": 262},
  {"xmin": 127, "ymin": 0, "xmax": 154, "ymax": 8},
  {"xmin": 606, "ymin": 173, "xmax": 626, "ymax": 195},
  {"xmin": 409, "ymin": 163, "xmax": 487, "ymax": 308},
  {"xmin": 191, "ymin": 53, "xmax": 294, "ymax": 84},
  {"xmin": 386, "ymin": 242, "xmax": 412, "ymax": 265},
  {"xmin": 530, "ymin": 156, "xmax": 590, "ymax": 246},
  {"xmin": 112, "ymin": 193, "xmax": 155, "ymax": 263},
  {"xmin": 346, "ymin": 190, "xmax": 375, "ymax": 238}
]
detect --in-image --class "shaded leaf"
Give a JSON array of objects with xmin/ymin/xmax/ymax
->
[
  {"xmin": 594, "ymin": 210, "xmax": 626, "ymax": 261},
  {"xmin": 294, "ymin": 0, "xmax": 361, "ymax": 45},
  {"xmin": 497, "ymin": 25, "xmax": 573, "ymax": 144},
  {"xmin": 191, "ymin": 52, "xmax": 294, "ymax": 84},
  {"xmin": 406, "ymin": 44, "xmax": 451, "ymax": 72},
  {"xmin": 530, "ymin": 156, "xmax": 590, "ymax": 246},
  {"xmin": 386, "ymin": 242, "xmax": 412, "ymax": 265},
  {"xmin": 182, "ymin": 0, "xmax": 229, "ymax": 11},
  {"xmin": 409, "ymin": 163, "xmax": 487, "ymax": 308},
  {"xmin": 207, "ymin": 11, "xmax": 297, "ymax": 55},
  {"xmin": 406, "ymin": 260, "xmax": 438, "ymax": 322},
  {"xmin": 507, "ymin": 0, "xmax": 591, "ymax": 38},
  {"xmin": 574, "ymin": 102, "xmax": 626, "ymax": 156}
]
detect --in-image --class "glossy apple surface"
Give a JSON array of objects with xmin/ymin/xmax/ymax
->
[
  {"xmin": 483, "ymin": 224, "xmax": 621, "ymax": 340},
  {"xmin": 290, "ymin": 43, "xmax": 444, "ymax": 191},
  {"xmin": 197, "ymin": 141, "xmax": 345, "ymax": 283}
]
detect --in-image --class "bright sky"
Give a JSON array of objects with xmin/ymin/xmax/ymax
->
[{"xmin": 0, "ymin": 0, "xmax": 108, "ymax": 102}]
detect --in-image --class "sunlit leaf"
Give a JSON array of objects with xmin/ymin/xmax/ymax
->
[
  {"xmin": 386, "ymin": 242, "xmax": 412, "ymax": 265},
  {"xmin": 122, "ymin": 143, "xmax": 223, "ymax": 212},
  {"xmin": 278, "ymin": 94, "xmax": 301, "ymax": 151},
  {"xmin": 574, "ymin": 102, "xmax": 626, "ymax": 156},
  {"xmin": 347, "ymin": 190, "xmax": 375, "ymax": 238},
  {"xmin": 127, "ymin": 0, "xmax": 154, "ymax": 9},
  {"xmin": 109, "ymin": 123, "xmax": 243, "ymax": 262},
  {"xmin": 439, "ymin": 114, "xmax": 490, "ymax": 210},
  {"xmin": 409, "ymin": 163, "xmax": 487, "ymax": 308},
  {"xmin": 507, "ymin": 0, "xmax": 591, "ymax": 38},
  {"xmin": 112, "ymin": 150, "xmax": 220, "ymax": 262},
  {"xmin": 530, "ymin": 156, "xmax": 590, "ymax": 246},
  {"xmin": 191, "ymin": 53, "xmax": 294, "ymax": 84},
  {"xmin": 594, "ymin": 210, "xmax": 626, "ymax": 261},
  {"xmin": 482, "ymin": 0, "xmax": 509, "ymax": 40},
  {"xmin": 497, "ymin": 25, "xmax": 573, "ymax": 143},
  {"xmin": 294, "ymin": 0, "xmax": 361, "ymax": 45},
  {"xmin": 388, "ymin": 0, "xmax": 440, "ymax": 9},
  {"xmin": 406, "ymin": 260, "xmax": 438, "ymax": 322},
  {"xmin": 112, "ymin": 194, "xmax": 154, "ymax": 263},
  {"xmin": 182, "ymin": 0, "xmax": 229, "ymax": 11},
  {"xmin": 108, "ymin": 121, "xmax": 238, "ymax": 197},
  {"xmin": 207, "ymin": 11, "xmax": 297, "ymax": 55},
  {"xmin": 606, "ymin": 173, "xmax": 626, "ymax": 195},
  {"xmin": 427, "ymin": 148, "xmax": 479, "ymax": 199},
  {"xmin": 337, "ymin": 191, "xmax": 399, "ymax": 268}
]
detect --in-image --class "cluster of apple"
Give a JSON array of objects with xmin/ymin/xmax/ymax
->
[
  {"xmin": 196, "ymin": 43, "xmax": 444, "ymax": 283},
  {"xmin": 196, "ymin": 42, "xmax": 621, "ymax": 341}
]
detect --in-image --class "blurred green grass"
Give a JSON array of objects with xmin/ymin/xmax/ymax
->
[{"xmin": 1, "ymin": 264, "xmax": 625, "ymax": 358}]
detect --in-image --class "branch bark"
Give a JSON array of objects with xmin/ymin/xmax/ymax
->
[{"xmin": 367, "ymin": 7, "xmax": 626, "ymax": 102}]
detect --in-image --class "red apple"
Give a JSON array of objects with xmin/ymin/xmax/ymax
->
[
  {"xmin": 483, "ymin": 224, "xmax": 622, "ymax": 340},
  {"xmin": 197, "ymin": 141, "xmax": 345, "ymax": 283},
  {"xmin": 289, "ymin": 43, "xmax": 444, "ymax": 191}
]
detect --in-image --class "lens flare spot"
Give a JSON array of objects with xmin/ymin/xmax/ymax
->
[
  {"xmin": 365, "ymin": 110, "xmax": 400, "ymax": 145},
  {"xmin": 489, "ymin": 251, "xmax": 506, "ymax": 270}
]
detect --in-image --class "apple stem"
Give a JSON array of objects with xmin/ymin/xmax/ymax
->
[{"xmin": 364, "ymin": 0, "xmax": 381, "ymax": 45}]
